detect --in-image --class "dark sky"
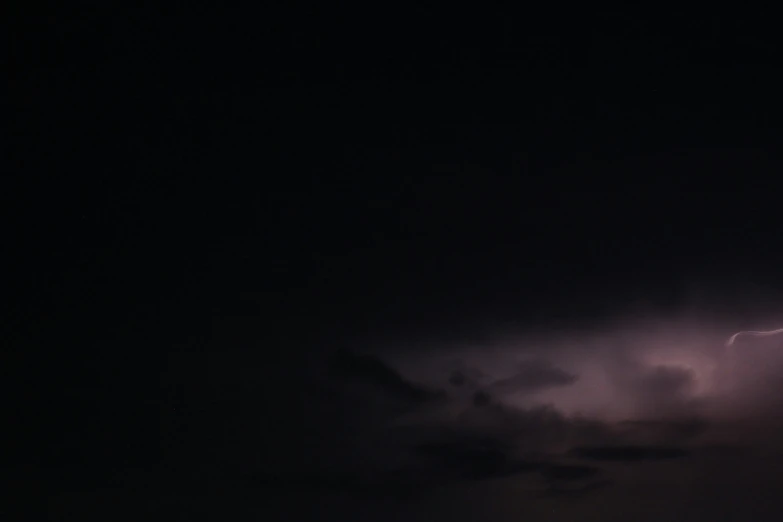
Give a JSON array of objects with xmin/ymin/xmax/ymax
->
[{"xmin": 7, "ymin": 5, "xmax": 783, "ymax": 520}]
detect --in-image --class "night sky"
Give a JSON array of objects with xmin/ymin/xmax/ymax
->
[{"xmin": 7, "ymin": 5, "xmax": 783, "ymax": 520}]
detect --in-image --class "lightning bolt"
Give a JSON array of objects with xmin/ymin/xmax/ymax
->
[{"xmin": 725, "ymin": 328, "xmax": 783, "ymax": 347}]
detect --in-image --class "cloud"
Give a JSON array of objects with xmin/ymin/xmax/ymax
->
[
  {"xmin": 211, "ymin": 330, "xmax": 777, "ymax": 510},
  {"xmin": 446, "ymin": 360, "xmax": 487, "ymax": 390},
  {"xmin": 328, "ymin": 348, "xmax": 442, "ymax": 404},
  {"xmin": 569, "ymin": 445, "xmax": 690, "ymax": 462},
  {"xmin": 637, "ymin": 364, "xmax": 697, "ymax": 399},
  {"xmin": 449, "ymin": 370, "xmax": 468, "ymax": 387},
  {"xmin": 539, "ymin": 464, "xmax": 601, "ymax": 482},
  {"xmin": 238, "ymin": 469, "xmax": 424, "ymax": 500},
  {"xmin": 452, "ymin": 398, "xmax": 613, "ymax": 454},
  {"xmin": 616, "ymin": 418, "xmax": 709, "ymax": 444},
  {"xmin": 146, "ymin": 304, "xmax": 783, "ymax": 522},
  {"xmin": 472, "ymin": 390, "xmax": 492, "ymax": 407},
  {"xmin": 540, "ymin": 478, "xmax": 614, "ymax": 499},
  {"xmin": 412, "ymin": 437, "xmax": 543, "ymax": 481},
  {"xmin": 486, "ymin": 359, "xmax": 579, "ymax": 396}
]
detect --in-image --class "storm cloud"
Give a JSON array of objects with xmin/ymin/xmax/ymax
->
[
  {"xmin": 485, "ymin": 359, "xmax": 579, "ymax": 396},
  {"xmin": 141, "ymin": 305, "xmax": 783, "ymax": 521}
]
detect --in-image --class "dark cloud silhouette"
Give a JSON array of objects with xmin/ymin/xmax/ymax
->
[
  {"xmin": 412, "ymin": 437, "xmax": 543, "ymax": 481},
  {"xmin": 638, "ymin": 365, "xmax": 697, "ymax": 398},
  {"xmin": 450, "ymin": 359, "xmax": 486, "ymax": 380},
  {"xmin": 569, "ymin": 445, "xmax": 690, "ymax": 462},
  {"xmin": 328, "ymin": 348, "xmax": 440, "ymax": 404},
  {"xmin": 617, "ymin": 418, "xmax": 709, "ymax": 444},
  {"xmin": 472, "ymin": 390, "xmax": 492, "ymax": 407},
  {"xmin": 486, "ymin": 359, "xmax": 579, "ymax": 395},
  {"xmin": 455, "ymin": 399, "xmax": 605, "ymax": 453},
  {"xmin": 540, "ymin": 479, "xmax": 614, "ymax": 499},
  {"xmin": 449, "ymin": 370, "xmax": 467, "ymax": 387},
  {"xmin": 238, "ymin": 470, "xmax": 424, "ymax": 500},
  {"xmin": 536, "ymin": 464, "xmax": 608, "ymax": 500},
  {"xmin": 539, "ymin": 464, "xmax": 601, "ymax": 482},
  {"xmin": 695, "ymin": 444, "xmax": 753, "ymax": 458},
  {"xmin": 601, "ymin": 355, "xmax": 707, "ymax": 418},
  {"xmin": 409, "ymin": 435, "xmax": 608, "ymax": 494}
]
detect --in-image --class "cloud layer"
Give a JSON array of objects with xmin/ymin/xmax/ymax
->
[{"xmin": 142, "ymin": 306, "xmax": 783, "ymax": 521}]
